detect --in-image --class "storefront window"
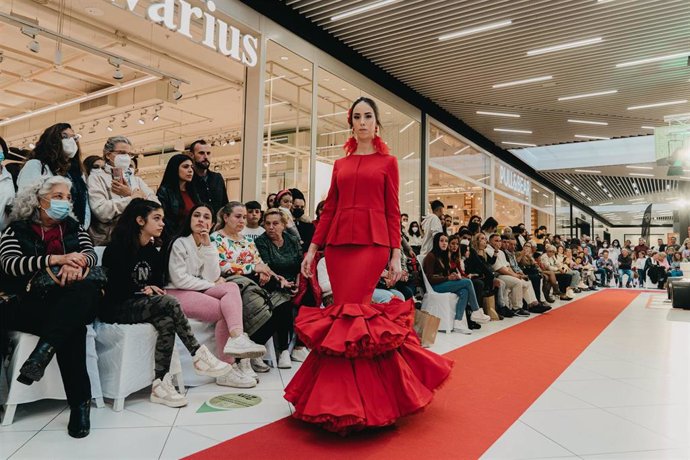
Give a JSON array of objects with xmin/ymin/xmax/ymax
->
[
  {"xmin": 428, "ymin": 123, "xmax": 489, "ymax": 230},
  {"xmin": 556, "ymin": 197, "xmax": 571, "ymax": 238},
  {"xmin": 316, "ymin": 68, "xmax": 421, "ymax": 219},
  {"xmin": 262, "ymin": 41, "xmax": 313, "ymax": 208},
  {"xmin": 573, "ymin": 206, "xmax": 592, "ymax": 239},
  {"xmin": 531, "ymin": 183, "xmax": 555, "ymax": 232},
  {"xmin": 494, "ymin": 192, "xmax": 525, "ymax": 228}
]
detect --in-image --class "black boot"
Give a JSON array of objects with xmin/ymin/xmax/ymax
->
[
  {"xmin": 17, "ymin": 340, "xmax": 56, "ymax": 385},
  {"xmin": 68, "ymin": 400, "xmax": 91, "ymax": 438},
  {"xmin": 466, "ymin": 307, "xmax": 481, "ymax": 329}
]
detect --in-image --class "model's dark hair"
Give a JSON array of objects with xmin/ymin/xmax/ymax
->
[
  {"xmin": 110, "ymin": 199, "xmax": 164, "ymax": 255},
  {"xmin": 408, "ymin": 221, "xmax": 421, "ymax": 237},
  {"xmin": 347, "ymin": 96, "xmax": 383, "ymax": 130}
]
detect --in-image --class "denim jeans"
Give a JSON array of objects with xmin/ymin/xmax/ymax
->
[
  {"xmin": 433, "ymin": 278, "xmax": 480, "ymax": 320},
  {"xmin": 372, "ymin": 288, "xmax": 405, "ymax": 303},
  {"xmin": 618, "ymin": 269, "xmax": 634, "ymax": 286}
]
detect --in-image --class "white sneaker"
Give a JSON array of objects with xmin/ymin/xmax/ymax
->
[
  {"xmin": 278, "ymin": 350, "xmax": 292, "ymax": 369},
  {"xmin": 150, "ymin": 374, "xmax": 188, "ymax": 408},
  {"xmin": 237, "ymin": 359, "xmax": 259, "ymax": 383},
  {"xmin": 290, "ymin": 347, "xmax": 309, "ymax": 362},
  {"xmin": 216, "ymin": 366, "xmax": 256, "ymax": 388},
  {"xmin": 193, "ymin": 344, "xmax": 230, "ymax": 377},
  {"xmin": 224, "ymin": 333, "xmax": 266, "ymax": 359},
  {"xmin": 453, "ymin": 320, "xmax": 472, "ymax": 335},
  {"xmin": 470, "ymin": 309, "xmax": 491, "ymax": 324},
  {"xmin": 566, "ymin": 289, "xmax": 576, "ymax": 300},
  {"xmin": 250, "ymin": 357, "xmax": 271, "ymax": 373}
]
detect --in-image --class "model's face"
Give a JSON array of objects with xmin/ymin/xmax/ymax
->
[
  {"xmin": 264, "ymin": 213, "xmax": 285, "ymax": 239},
  {"xmin": 191, "ymin": 207, "xmax": 213, "ymax": 235},
  {"xmin": 223, "ymin": 206, "xmax": 246, "ymax": 233},
  {"xmin": 438, "ymin": 235, "xmax": 448, "ymax": 251},
  {"xmin": 351, "ymin": 101, "xmax": 377, "ymax": 142},
  {"xmin": 193, "ymin": 144, "xmax": 212, "ymax": 170},
  {"xmin": 449, "ymin": 239, "xmax": 459, "ymax": 253},
  {"xmin": 246, "ymin": 208, "xmax": 261, "ymax": 226},
  {"xmin": 141, "ymin": 209, "xmax": 165, "ymax": 238},
  {"xmin": 178, "ymin": 160, "xmax": 194, "ymax": 183}
]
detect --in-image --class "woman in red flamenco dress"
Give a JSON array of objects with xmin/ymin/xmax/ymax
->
[{"xmin": 284, "ymin": 97, "xmax": 453, "ymax": 434}]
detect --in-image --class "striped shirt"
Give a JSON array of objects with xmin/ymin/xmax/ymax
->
[{"xmin": 0, "ymin": 224, "xmax": 97, "ymax": 278}]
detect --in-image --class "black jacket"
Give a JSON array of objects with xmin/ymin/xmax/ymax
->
[
  {"xmin": 192, "ymin": 171, "xmax": 228, "ymax": 216},
  {"xmin": 156, "ymin": 185, "xmax": 199, "ymax": 244}
]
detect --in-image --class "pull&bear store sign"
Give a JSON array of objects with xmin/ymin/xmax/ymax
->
[
  {"xmin": 498, "ymin": 165, "xmax": 530, "ymax": 198},
  {"xmin": 121, "ymin": 0, "xmax": 259, "ymax": 67}
]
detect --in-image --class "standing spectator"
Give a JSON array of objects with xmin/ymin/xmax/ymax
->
[
  {"xmin": 656, "ymin": 238, "xmax": 667, "ymax": 252},
  {"xmin": 290, "ymin": 188, "xmax": 315, "ymax": 252},
  {"xmin": 407, "ymin": 221, "xmax": 423, "ymax": 254},
  {"xmin": 531, "ymin": 225, "xmax": 548, "ymax": 254},
  {"xmin": 0, "ymin": 176, "xmax": 101, "ymax": 438},
  {"xmin": 88, "ymin": 136, "xmax": 158, "ymax": 245},
  {"xmin": 156, "ymin": 154, "xmax": 199, "ymax": 244},
  {"xmin": 0, "ymin": 136, "xmax": 15, "ymax": 232},
  {"xmin": 617, "ymin": 248, "xmax": 634, "ymax": 288},
  {"xmin": 420, "ymin": 199, "xmax": 444, "ymax": 258},
  {"xmin": 166, "ymin": 204, "xmax": 264, "ymax": 388},
  {"xmin": 83, "ymin": 155, "xmax": 105, "ymax": 178},
  {"xmin": 401, "ymin": 213, "xmax": 409, "ymax": 236},
  {"xmin": 634, "ymin": 238, "xmax": 649, "ymax": 255},
  {"xmin": 190, "ymin": 140, "xmax": 228, "ymax": 216},
  {"xmin": 266, "ymin": 193, "xmax": 277, "ymax": 210},
  {"xmin": 481, "ymin": 217, "xmax": 499, "ymax": 256},
  {"xmin": 102, "ymin": 199, "xmax": 229, "ymax": 407},
  {"xmin": 241, "ymin": 200, "xmax": 265, "ymax": 243},
  {"xmin": 443, "ymin": 214, "xmax": 453, "ymax": 235},
  {"xmin": 17, "ymin": 123, "xmax": 91, "ymax": 229},
  {"xmin": 667, "ymin": 236, "xmax": 680, "ymax": 252}
]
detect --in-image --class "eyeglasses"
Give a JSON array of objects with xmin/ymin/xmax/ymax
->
[
  {"xmin": 61, "ymin": 133, "xmax": 82, "ymax": 141},
  {"xmin": 111, "ymin": 150, "xmax": 132, "ymax": 156}
]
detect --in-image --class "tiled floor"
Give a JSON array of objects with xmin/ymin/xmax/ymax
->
[{"xmin": 2, "ymin": 289, "xmax": 689, "ymax": 460}]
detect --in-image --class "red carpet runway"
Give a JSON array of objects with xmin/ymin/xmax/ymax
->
[{"xmin": 187, "ymin": 290, "xmax": 640, "ymax": 460}]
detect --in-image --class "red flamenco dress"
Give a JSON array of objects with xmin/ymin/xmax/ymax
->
[{"xmin": 284, "ymin": 139, "xmax": 453, "ymax": 434}]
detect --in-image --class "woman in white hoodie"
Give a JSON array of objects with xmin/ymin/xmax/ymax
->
[{"xmin": 166, "ymin": 204, "xmax": 266, "ymax": 388}]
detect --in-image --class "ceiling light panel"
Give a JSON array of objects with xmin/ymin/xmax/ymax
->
[
  {"xmin": 527, "ymin": 37, "xmax": 602, "ymax": 56},
  {"xmin": 628, "ymin": 100, "xmax": 687, "ymax": 110},
  {"xmin": 493, "ymin": 75, "xmax": 553, "ymax": 88},
  {"xmin": 502, "ymin": 141, "xmax": 537, "ymax": 147},
  {"xmin": 476, "ymin": 111, "xmax": 520, "ymax": 118},
  {"xmin": 567, "ymin": 119, "xmax": 608, "ymax": 126},
  {"xmin": 438, "ymin": 20, "xmax": 512, "ymax": 41},
  {"xmin": 616, "ymin": 51, "xmax": 690, "ymax": 68},
  {"xmin": 575, "ymin": 134, "xmax": 610, "ymax": 140},
  {"xmin": 558, "ymin": 90, "xmax": 618, "ymax": 101},
  {"xmin": 494, "ymin": 128, "xmax": 533, "ymax": 134},
  {"xmin": 330, "ymin": 0, "xmax": 401, "ymax": 21}
]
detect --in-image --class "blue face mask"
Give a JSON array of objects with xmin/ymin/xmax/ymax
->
[
  {"xmin": 0, "ymin": 150, "xmax": 5, "ymax": 162},
  {"xmin": 43, "ymin": 199, "xmax": 71, "ymax": 221}
]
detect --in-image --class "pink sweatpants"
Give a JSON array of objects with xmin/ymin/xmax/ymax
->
[{"xmin": 168, "ymin": 283, "xmax": 243, "ymax": 364}]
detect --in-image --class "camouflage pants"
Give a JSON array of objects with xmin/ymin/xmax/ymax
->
[{"xmin": 106, "ymin": 294, "xmax": 200, "ymax": 379}]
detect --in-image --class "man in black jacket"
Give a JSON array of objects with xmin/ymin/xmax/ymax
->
[{"xmin": 190, "ymin": 139, "xmax": 229, "ymax": 215}]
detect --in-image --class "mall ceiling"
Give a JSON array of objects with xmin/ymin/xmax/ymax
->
[{"xmin": 280, "ymin": 0, "xmax": 690, "ymax": 226}]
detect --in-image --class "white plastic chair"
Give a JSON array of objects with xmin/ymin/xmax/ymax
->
[
  {"xmin": 94, "ymin": 321, "xmax": 183, "ymax": 412},
  {"xmin": 419, "ymin": 266, "xmax": 458, "ymax": 333},
  {"xmin": 1, "ymin": 328, "xmax": 104, "ymax": 426}
]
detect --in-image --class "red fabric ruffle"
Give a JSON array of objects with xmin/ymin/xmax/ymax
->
[{"xmin": 285, "ymin": 298, "xmax": 454, "ymax": 435}]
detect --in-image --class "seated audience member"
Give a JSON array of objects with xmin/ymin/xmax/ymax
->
[
  {"xmin": 540, "ymin": 245, "xmax": 575, "ymax": 299},
  {"xmin": 0, "ymin": 136, "xmax": 15, "ymax": 232},
  {"xmin": 273, "ymin": 189, "xmax": 301, "ymax": 242},
  {"xmin": 211, "ymin": 202, "xmax": 294, "ymax": 370},
  {"xmin": 423, "ymin": 233, "xmax": 490, "ymax": 330},
  {"xmin": 290, "ymin": 188, "xmax": 315, "ymax": 252},
  {"xmin": 156, "ymin": 154, "xmax": 199, "ymax": 244},
  {"xmin": 266, "ymin": 192, "xmax": 277, "ymax": 211},
  {"xmin": 617, "ymin": 248, "xmax": 634, "ymax": 288},
  {"xmin": 254, "ymin": 208, "xmax": 306, "ymax": 364},
  {"xmin": 667, "ymin": 236, "xmax": 680, "ymax": 252},
  {"xmin": 558, "ymin": 247, "xmax": 584, "ymax": 292},
  {"xmin": 469, "ymin": 215, "xmax": 482, "ymax": 226},
  {"xmin": 503, "ymin": 236, "xmax": 551, "ymax": 313},
  {"xmin": 449, "ymin": 235, "xmax": 483, "ymax": 329},
  {"xmin": 189, "ymin": 139, "xmax": 228, "ymax": 215},
  {"xmin": 467, "ymin": 221, "xmax": 481, "ymax": 236},
  {"xmin": 468, "ymin": 232, "xmax": 510, "ymax": 317},
  {"xmin": 83, "ymin": 155, "xmax": 105, "ymax": 178},
  {"xmin": 531, "ymin": 226, "xmax": 548, "ymax": 254},
  {"xmin": 420, "ymin": 199, "xmax": 444, "ymax": 258},
  {"xmin": 681, "ymin": 240, "xmax": 690, "ymax": 260},
  {"xmin": 634, "ymin": 238, "xmax": 649, "ymax": 255},
  {"xmin": 17, "ymin": 123, "xmax": 91, "ymax": 229},
  {"xmin": 519, "ymin": 241, "xmax": 568, "ymax": 302},
  {"xmin": 102, "ymin": 199, "xmax": 229, "ymax": 408},
  {"xmin": 646, "ymin": 252, "xmax": 669, "ymax": 289},
  {"xmin": 241, "ymin": 200, "xmax": 265, "ymax": 243},
  {"xmin": 89, "ymin": 136, "xmax": 158, "ymax": 245},
  {"xmin": 408, "ymin": 221, "xmax": 423, "ymax": 254},
  {"xmin": 669, "ymin": 251, "xmax": 684, "ymax": 277},
  {"xmin": 401, "ymin": 213, "xmax": 409, "ymax": 235},
  {"xmin": 635, "ymin": 251, "xmax": 648, "ymax": 287},
  {"xmin": 0, "ymin": 176, "xmax": 101, "ymax": 438},
  {"xmin": 166, "ymin": 204, "xmax": 264, "ymax": 388},
  {"xmin": 597, "ymin": 250, "xmax": 615, "ymax": 286}
]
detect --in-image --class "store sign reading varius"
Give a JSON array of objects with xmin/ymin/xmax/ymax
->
[
  {"xmin": 121, "ymin": 0, "xmax": 258, "ymax": 67},
  {"xmin": 498, "ymin": 165, "xmax": 530, "ymax": 197}
]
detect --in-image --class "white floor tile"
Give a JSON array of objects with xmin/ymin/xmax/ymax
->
[
  {"xmin": 10, "ymin": 427, "xmax": 170, "ymax": 460},
  {"xmin": 555, "ymin": 364, "xmax": 609, "ymax": 381},
  {"xmin": 0, "ymin": 431, "xmax": 36, "ymax": 460},
  {"xmin": 552, "ymin": 378, "xmax": 676, "ymax": 408},
  {"xmin": 528, "ymin": 388, "xmax": 596, "ymax": 412},
  {"xmin": 0, "ymin": 400, "xmax": 66, "ymax": 432},
  {"xmin": 482, "ymin": 420, "xmax": 575, "ymax": 459},
  {"xmin": 581, "ymin": 447, "xmax": 690, "ymax": 459},
  {"xmin": 520, "ymin": 408, "xmax": 682, "ymax": 456},
  {"xmin": 159, "ymin": 424, "xmax": 263, "ymax": 460},
  {"xmin": 174, "ymin": 389, "xmax": 291, "ymax": 426},
  {"xmin": 605, "ymin": 405, "xmax": 690, "ymax": 445},
  {"xmin": 575, "ymin": 359, "xmax": 670, "ymax": 380},
  {"xmin": 43, "ymin": 405, "xmax": 173, "ymax": 431}
]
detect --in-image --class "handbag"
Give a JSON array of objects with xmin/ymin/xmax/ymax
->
[{"xmin": 26, "ymin": 265, "xmax": 108, "ymax": 296}]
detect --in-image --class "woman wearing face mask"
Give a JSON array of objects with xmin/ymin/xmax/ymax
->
[
  {"xmin": 17, "ymin": 123, "xmax": 91, "ymax": 229},
  {"xmin": 156, "ymin": 154, "xmax": 199, "ymax": 245},
  {"xmin": 88, "ymin": 136, "xmax": 158, "ymax": 245},
  {"xmin": 407, "ymin": 221, "xmax": 423, "ymax": 254},
  {"xmin": 0, "ymin": 176, "xmax": 101, "ymax": 438},
  {"xmin": 0, "ymin": 136, "xmax": 15, "ymax": 232}
]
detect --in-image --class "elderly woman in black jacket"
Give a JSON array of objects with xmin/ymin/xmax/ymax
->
[{"xmin": 0, "ymin": 175, "xmax": 101, "ymax": 438}]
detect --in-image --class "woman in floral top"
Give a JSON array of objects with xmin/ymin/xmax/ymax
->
[{"xmin": 211, "ymin": 201, "xmax": 295, "ymax": 371}]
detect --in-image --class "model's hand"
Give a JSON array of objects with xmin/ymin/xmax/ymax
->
[
  {"xmin": 388, "ymin": 252, "xmax": 403, "ymax": 284},
  {"xmin": 301, "ymin": 251, "xmax": 315, "ymax": 278}
]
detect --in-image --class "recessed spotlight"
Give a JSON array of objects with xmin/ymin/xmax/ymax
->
[
  {"xmin": 438, "ymin": 20, "xmax": 512, "ymax": 41},
  {"xmin": 493, "ymin": 75, "xmax": 553, "ymax": 88},
  {"xmin": 476, "ymin": 111, "xmax": 520, "ymax": 118},
  {"xmin": 527, "ymin": 37, "xmax": 602, "ymax": 56},
  {"xmin": 628, "ymin": 100, "xmax": 687, "ymax": 110},
  {"xmin": 558, "ymin": 90, "xmax": 618, "ymax": 101},
  {"xmin": 280, "ymin": 56, "xmax": 289, "ymax": 61}
]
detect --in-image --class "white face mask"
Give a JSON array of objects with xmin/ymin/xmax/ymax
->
[
  {"xmin": 114, "ymin": 154, "xmax": 131, "ymax": 169},
  {"xmin": 61, "ymin": 138, "xmax": 78, "ymax": 158}
]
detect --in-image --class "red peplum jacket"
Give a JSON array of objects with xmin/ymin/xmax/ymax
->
[{"xmin": 312, "ymin": 151, "xmax": 402, "ymax": 250}]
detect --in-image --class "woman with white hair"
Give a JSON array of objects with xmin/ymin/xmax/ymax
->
[
  {"xmin": 88, "ymin": 135, "xmax": 158, "ymax": 245},
  {"xmin": 0, "ymin": 175, "xmax": 101, "ymax": 438}
]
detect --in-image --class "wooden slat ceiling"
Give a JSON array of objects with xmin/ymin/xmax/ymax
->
[{"xmin": 283, "ymin": 0, "xmax": 690, "ymax": 147}]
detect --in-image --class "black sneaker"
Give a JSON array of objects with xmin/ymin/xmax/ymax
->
[
  {"xmin": 528, "ymin": 304, "xmax": 552, "ymax": 314},
  {"xmin": 497, "ymin": 306, "xmax": 515, "ymax": 318},
  {"xmin": 468, "ymin": 321, "xmax": 481, "ymax": 330},
  {"xmin": 514, "ymin": 308, "xmax": 530, "ymax": 317}
]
